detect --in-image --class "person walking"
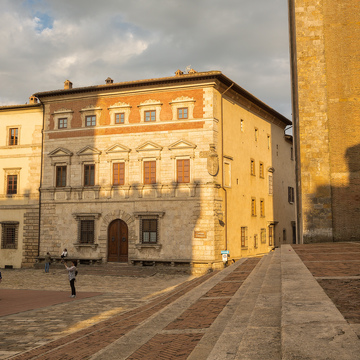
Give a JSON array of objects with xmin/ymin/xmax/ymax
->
[
  {"xmin": 64, "ymin": 260, "xmax": 77, "ymax": 298},
  {"xmin": 61, "ymin": 248, "xmax": 68, "ymax": 261},
  {"xmin": 44, "ymin": 252, "xmax": 51, "ymax": 273}
]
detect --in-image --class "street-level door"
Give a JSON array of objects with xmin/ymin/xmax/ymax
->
[{"xmin": 108, "ymin": 219, "xmax": 128, "ymax": 262}]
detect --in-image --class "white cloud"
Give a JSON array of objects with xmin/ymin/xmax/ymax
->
[{"xmin": 0, "ymin": 0, "xmax": 292, "ymax": 119}]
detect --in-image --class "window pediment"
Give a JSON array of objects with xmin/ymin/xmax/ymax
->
[
  {"xmin": 105, "ymin": 144, "xmax": 131, "ymax": 154},
  {"xmin": 168, "ymin": 140, "xmax": 197, "ymax": 150},
  {"xmin": 136, "ymin": 141, "xmax": 163, "ymax": 152},
  {"xmin": 49, "ymin": 147, "xmax": 73, "ymax": 157},
  {"xmin": 77, "ymin": 146, "xmax": 102, "ymax": 156},
  {"xmin": 169, "ymin": 96, "xmax": 195, "ymax": 120}
]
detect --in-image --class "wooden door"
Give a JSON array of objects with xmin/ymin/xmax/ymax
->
[{"xmin": 108, "ymin": 219, "xmax": 128, "ymax": 262}]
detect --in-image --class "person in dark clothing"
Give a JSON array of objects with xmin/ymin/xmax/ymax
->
[{"xmin": 64, "ymin": 260, "xmax": 77, "ymax": 298}]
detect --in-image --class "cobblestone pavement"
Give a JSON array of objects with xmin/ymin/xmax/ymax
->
[
  {"xmin": 0, "ymin": 259, "xmax": 260, "ymax": 360},
  {"xmin": 292, "ymin": 242, "xmax": 360, "ymax": 325},
  {"xmin": 0, "ymin": 266, "xmax": 196, "ymax": 359}
]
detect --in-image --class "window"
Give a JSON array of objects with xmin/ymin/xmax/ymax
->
[
  {"xmin": 80, "ymin": 220, "xmax": 94, "ymax": 244},
  {"xmin": 251, "ymin": 159, "xmax": 255, "ymax": 176},
  {"xmin": 251, "ymin": 197, "xmax": 256, "ymax": 216},
  {"xmin": 113, "ymin": 162, "xmax": 125, "ymax": 185},
  {"xmin": 254, "ymin": 234, "xmax": 258, "ymax": 249},
  {"xmin": 224, "ymin": 161, "xmax": 231, "ymax": 187},
  {"xmin": 269, "ymin": 175, "xmax": 273, "ymax": 195},
  {"xmin": 7, "ymin": 175, "xmax": 17, "ymax": 195},
  {"xmin": 177, "ymin": 108, "xmax": 188, "ymax": 119},
  {"xmin": 240, "ymin": 119, "xmax": 244, "ymax": 132},
  {"xmin": 115, "ymin": 113, "xmax": 125, "ymax": 124},
  {"xmin": 288, "ymin": 187, "xmax": 295, "ymax": 204},
  {"xmin": 260, "ymin": 199, "xmax": 265, "ymax": 217},
  {"xmin": 269, "ymin": 225, "xmax": 274, "ymax": 246},
  {"xmin": 145, "ymin": 110, "xmax": 156, "ymax": 122},
  {"xmin": 283, "ymin": 229, "xmax": 287, "ymax": 242},
  {"xmin": 261, "ymin": 228, "xmax": 266, "ymax": 244},
  {"xmin": 56, "ymin": 166, "xmax": 66, "ymax": 187},
  {"xmin": 141, "ymin": 219, "xmax": 158, "ymax": 243},
  {"xmin": 177, "ymin": 159, "xmax": 190, "ymax": 183},
  {"xmin": 1, "ymin": 222, "xmax": 18, "ymax": 249},
  {"xmin": 259, "ymin": 162, "xmax": 264, "ymax": 178},
  {"xmin": 144, "ymin": 161, "xmax": 156, "ymax": 184},
  {"xmin": 267, "ymin": 135, "xmax": 271, "ymax": 149},
  {"xmin": 85, "ymin": 115, "xmax": 96, "ymax": 127},
  {"xmin": 241, "ymin": 227, "xmax": 248, "ymax": 248},
  {"xmin": 84, "ymin": 164, "xmax": 95, "ymax": 186},
  {"xmin": 9, "ymin": 128, "xmax": 18, "ymax": 145},
  {"xmin": 255, "ymin": 128, "xmax": 258, "ymax": 141},
  {"xmin": 58, "ymin": 118, "xmax": 67, "ymax": 129}
]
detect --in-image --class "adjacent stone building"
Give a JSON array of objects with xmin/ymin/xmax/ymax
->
[
  {"xmin": 31, "ymin": 71, "xmax": 295, "ymax": 272},
  {"xmin": 0, "ymin": 99, "xmax": 43, "ymax": 268},
  {"xmin": 0, "ymin": 71, "xmax": 295, "ymax": 270},
  {"xmin": 289, "ymin": 0, "xmax": 360, "ymax": 242}
]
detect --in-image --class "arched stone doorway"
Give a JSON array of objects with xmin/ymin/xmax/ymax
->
[{"xmin": 108, "ymin": 219, "xmax": 128, "ymax": 262}]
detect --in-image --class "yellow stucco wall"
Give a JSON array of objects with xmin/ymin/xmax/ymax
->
[{"xmin": 0, "ymin": 105, "xmax": 42, "ymax": 268}]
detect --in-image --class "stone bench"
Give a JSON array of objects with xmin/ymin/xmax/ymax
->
[{"xmin": 36, "ymin": 256, "xmax": 102, "ymax": 266}]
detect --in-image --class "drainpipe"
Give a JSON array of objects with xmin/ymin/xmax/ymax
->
[
  {"xmin": 37, "ymin": 100, "xmax": 45, "ymax": 256},
  {"xmin": 220, "ymin": 82, "xmax": 234, "ymax": 251}
]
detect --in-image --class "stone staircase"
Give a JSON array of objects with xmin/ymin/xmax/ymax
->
[{"xmin": 203, "ymin": 246, "xmax": 360, "ymax": 360}]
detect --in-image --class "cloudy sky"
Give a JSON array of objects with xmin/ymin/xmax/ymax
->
[{"xmin": 0, "ymin": 0, "xmax": 292, "ymax": 120}]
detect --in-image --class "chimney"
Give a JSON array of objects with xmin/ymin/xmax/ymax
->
[
  {"xmin": 64, "ymin": 80, "xmax": 73, "ymax": 89},
  {"xmin": 29, "ymin": 96, "xmax": 38, "ymax": 104},
  {"xmin": 105, "ymin": 77, "xmax": 114, "ymax": 84}
]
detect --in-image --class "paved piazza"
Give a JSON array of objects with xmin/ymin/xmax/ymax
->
[{"xmin": 0, "ymin": 266, "xmax": 195, "ymax": 359}]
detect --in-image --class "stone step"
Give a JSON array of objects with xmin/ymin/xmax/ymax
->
[
  {"xmin": 280, "ymin": 244, "xmax": 360, "ymax": 360},
  {"xmin": 232, "ymin": 248, "xmax": 281, "ymax": 359},
  {"xmin": 201, "ymin": 252, "xmax": 275, "ymax": 360}
]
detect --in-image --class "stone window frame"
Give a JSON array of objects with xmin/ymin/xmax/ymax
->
[
  {"xmin": 77, "ymin": 146, "xmax": 102, "ymax": 189},
  {"xmin": 134, "ymin": 212, "xmax": 165, "ymax": 249},
  {"xmin": 6, "ymin": 126, "xmax": 21, "ymax": 146},
  {"xmin": 72, "ymin": 213, "xmax": 100, "ymax": 249},
  {"xmin": 105, "ymin": 144, "xmax": 131, "ymax": 188},
  {"xmin": 254, "ymin": 234, "xmax": 258, "ymax": 249},
  {"xmin": 112, "ymin": 161, "xmax": 126, "ymax": 186},
  {"xmin": 55, "ymin": 165, "xmax": 67, "ymax": 187},
  {"xmin": 80, "ymin": 106, "xmax": 102, "ymax": 128},
  {"xmin": 4, "ymin": 168, "xmax": 21, "ymax": 197},
  {"xmin": 108, "ymin": 102, "xmax": 131, "ymax": 125},
  {"xmin": 169, "ymin": 96, "xmax": 195, "ymax": 121},
  {"xmin": 259, "ymin": 162, "xmax": 264, "ymax": 178},
  {"xmin": 52, "ymin": 109, "xmax": 74, "ymax": 130},
  {"xmin": 138, "ymin": 100, "xmax": 162, "ymax": 123},
  {"xmin": 176, "ymin": 157, "xmax": 191, "ymax": 184},
  {"xmin": 136, "ymin": 142, "xmax": 162, "ymax": 185},
  {"xmin": 261, "ymin": 228, "xmax": 266, "ymax": 244},
  {"xmin": 168, "ymin": 140, "xmax": 196, "ymax": 184},
  {"xmin": 268, "ymin": 224, "xmax": 274, "ymax": 246},
  {"xmin": 241, "ymin": 226, "xmax": 248, "ymax": 248},
  {"xmin": 223, "ymin": 157, "xmax": 232, "ymax": 188},
  {"xmin": 1, "ymin": 221, "xmax": 19, "ymax": 249},
  {"xmin": 288, "ymin": 186, "xmax": 295, "ymax": 204},
  {"xmin": 250, "ymin": 159, "xmax": 256, "ymax": 176},
  {"xmin": 49, "ymin": 148, "xmax": 73, "ymax": 189},
  {"xmin": 251, "ymin": 197, "xmax": 256, "ymax": 217},
  {"xmin": 260, "ymin": 198, "xmax": 265, "ymax": 217}
]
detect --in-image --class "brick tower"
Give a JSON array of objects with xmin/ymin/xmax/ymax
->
[{"xmin": 289, "ymin": 0, "xmax": 360, "ymax": 242}]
